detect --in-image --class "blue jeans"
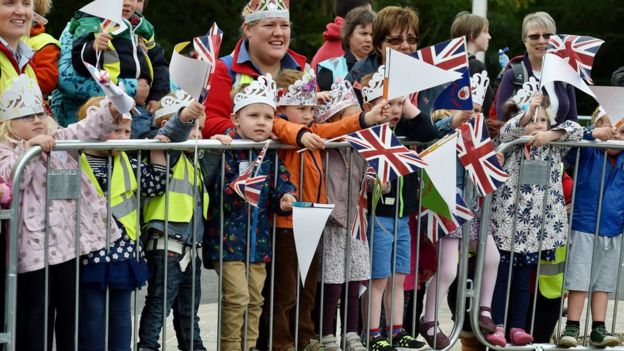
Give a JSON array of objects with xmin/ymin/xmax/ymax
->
[
  {"xmin": 79, "ymin": 286, "xmax": 132, "ymax": 351},
  {"xmin": 138, "ymin": 251, "xmax": 205, "ymax": 350},
  {"xmin": 492, "ymin": 261, "xmax": 533, "ymax": 328}
]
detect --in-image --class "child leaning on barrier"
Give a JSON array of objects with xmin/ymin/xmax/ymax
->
[
  {"xmin": 557, "ymin": 106, "xmax": 623, "ymax": 348},
  {"xmin": 206, "ymin": 74, "xmax": 297, "ymax": 351},
  {"xmin": 76, "ymin": 96, "xmax": 168, "ymax": 350},
  {"xmin": 137, "ymin": 93, "xmax": 210, "ymax": 351},
  {"xmin": 313, "ymin": 79, "xmax": 370, "ymax": 351},
  {"xmin": 489, "ymin": 92, "xmax": 582, "ymax": 346},
  {"xmin": 0, "ymin": 75, "xmax": 125, "ymax": 350}
]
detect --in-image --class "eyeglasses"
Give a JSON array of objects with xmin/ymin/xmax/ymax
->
[
  {"xmin": 15, "ymin": 113, "xmax": 46, "ymax": 122},
  {"xmin": 526, "ymin": 33, "xmax": 554, "ymax": 41},
  {"xmin": 384, "ymin": 35, "xmax": 418, "ymax": 46}
]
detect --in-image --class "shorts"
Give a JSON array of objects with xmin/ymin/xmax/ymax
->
[
  {"xmin": 565, "ymin": 230, "xmax": 622, "ymax": 292},
  {"xmin": 368, "ymin": 216, "xmax": 411, "ymax": 279}
]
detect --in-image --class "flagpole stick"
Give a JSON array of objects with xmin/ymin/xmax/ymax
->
[
  {"xmin": 383, "ymin": 47, "xmax": 390, "ymax": 100},
  {"xmin": 535, "ymin": 54, "xmax": 548, "ymax": 123},
  {"xmin": 296, "ymin": 135, "xmax": 345, "ymax": 153}
]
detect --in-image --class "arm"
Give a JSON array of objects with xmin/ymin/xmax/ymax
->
[
  {"xmin": 495, "ymin": 70, "xmax": 516, "ymax": 121},
  {"xmin": 311, "ymin": 112, "xmax": 362, "ymax": 138},
  {"xmin": 202, "ymin": 60, "xmax": 235, "ymax": 138},
  {"xmin": 564, "ymin": 83, "xmax": 578, "ymax": 123},
  {"xmin": 156, "ymin": 111, "xmax": 193, "ymax": 142},
  {"xmin": 0, "ymin": 145, "xmax": 40, "ymax": 190},
  {"xmin": 71, "ymin": 32, "xmax": 98, "ymax": 78},
  {"xmin": 54, "ymin": 102, "xmax": 120, "ymax": 140},
  {"xmin": 396, "ymin": 112, "xmax": 438, "ymax": 142},
  {"xmin": 272, "ymin": 117, "xmax": 307, "ymax": 146},
  {"xmin": 270, "ymin": 156, "xmax": 297, "ymax": 215},
  {"xmin": 31, "ymin": 43, "xmax": 60, "ymax": 95},
  {"xmin": 499, "ymin": 113, "xmax": 526, "ymax": 143},
  {"xmin": 553, "ymin": 120, "xmax": 583, "ymax": 142}
]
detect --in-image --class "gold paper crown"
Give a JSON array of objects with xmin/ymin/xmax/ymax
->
[
  {"xmin": 233, "ymin": 74, "xmax": 278, "ymax": 113},
  {"xmin": 470, "ymin": 70, "xmax": 490, "ymax": 107},
  {"xmin": 276, "ymin": 69, "xmax": 317, "ymax": 107},
  {"xmin": 362, "ymin": 65, "xmax": 385, "ymax": 103},
  {"xmin": 314, "ymin": 79, "xmax": 359, "ymax": 123},
  {"xmin": 0, "ymin": 75, "xmax": 45, "ymax": 121},
  {"xmin": 242, "ymin": 0, "xmax": 289, "ymax": 23}
]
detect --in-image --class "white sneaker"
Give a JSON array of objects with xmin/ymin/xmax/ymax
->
[
  {"xmin": 345, "ymin": 332, "xmax": 367, "ymax": 351},
  {"xmin": 321, "ymin": 334, "xmax": 342, "ymax": 351}
]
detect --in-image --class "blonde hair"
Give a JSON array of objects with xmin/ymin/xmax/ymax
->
[
  {"xmin": 431, "ymin": 109, "xmax": 452, "ymax": 122},
  {"xmin": 521, "ymin": 11, "xmax": 556, "ymax": 41},
  {"xmin": 591, "ymin": 106, "xmax": 608, "ymax": 126},
  {"xmin": 77, "ymin": 96, "xmax": 106, "ymax": 121},
  {"xmin": 0, "ymin": 114, "xmax": 58, "ymax": 142},
  {"xmin": 276, "ymin": 69, "xmax": 304, "ymax": 89}
]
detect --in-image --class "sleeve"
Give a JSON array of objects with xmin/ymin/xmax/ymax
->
[
  {"xmin": 71, "ymin": 32, "xmax": 97, "ymax": 78},
  {"xmin": 137, "ymin": 161, "xmax": 167, "ymax": 198},
  {"xmin": 310, "ymin": 113, "xmax": 362, "ymax": 138},
  {"xmin": 146, "ymin": 43, "xmax": 170, "ymax": 102},
  {"xmin": 396, "ymin": 113, "xmax": 438, "ymax": 142},
  {"xmin": 272, "ymin": 117, "xmax": 307, "ymax": 146},
  {"xmin": 156, "ymin": 111, "xmax": 193, "ymax": 142},
  {"xmin": 271, "ymin": 156, "xmax": 296, "ymax": 216},
  {"xmin": 553, "ymin": 120, "xmax": 583, "ymax": 142},
  {"xmin": 54, "ymin": 103, "xmax": 118, "ymax": 140},
  {"xmin": 0, "ymin": 144, "xmax": 45, "ymax": 190},
  {"xmin": 202, "ymin": 59, "xmax": 235, "ymax": 138},
  {"xmin": 499, "ymin": 113, "xmax": 525, "ymax": 143},
  {"xmin": 564, "ymin": 83, "xmax": 578, "ymax": 122},
  {"xmin": 31, "ymin": 44, "xmax": 60, "ymax": 95},
  {"xmin": 434, "ymin": 116, "xmax": 454, "ymax": 138},
  {"xmin": 0, "ymin": 181, "xmax": 11, "ymax": 205},
  {"xmin": 495, "ymin": 69, "xmax": 516, "ymax": 121}
]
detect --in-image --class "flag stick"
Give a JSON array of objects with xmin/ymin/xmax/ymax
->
[
  {"xmin": 383, "ymin": 48, "xmax": 390, "ymax": 100},
  {"xmin": 296, "ymin": 135, "xmax": 345, "ymax": 154}
]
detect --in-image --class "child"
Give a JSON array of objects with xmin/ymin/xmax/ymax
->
[
  {"xmin": 420, "ymin": 71, "xmax": 502, "ymax": 349},
  {"xmin": 558, "ymin": 106, "xmax": 622, "ymax": 348},
  {"xmin": 207, "ymin": 73, "xmax": 297, "ymax": 351},
  {"xmin": 28, "ymin": 0, "xmax": 61, "ymax": 97},
  {"xmin": 137, "ymin": 94, "xmax": 209, "ymax": 351},
  {"xmin": 357, "ymin": 65, "xmax": 435, "ymax": 351},
  {"xmin": 271, "ymin": 68, "xmax": 388, "ymax": 351},
  {"xmin": 0, "ymin": 74, "xmax": 124, "ymax": 350},
  {"xmin": 313, "ymin": 79, "xmax": 370, "ymax": 351},
  {"xmin": 76, "ymin": 96, "xmax": 167, "ymax": 350},
  {"xmin": 490, "ymin": 93, "xmax": 582, "ymax": 345}
]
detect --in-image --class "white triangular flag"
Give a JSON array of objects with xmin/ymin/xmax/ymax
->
[
  {"xmin": 540, "ymin": 53, "xmax": 595, "ymax": 98},
  {"xmin": 82, "ymin": 57, "xmax": 134, "ymax": 116},
  {"xmin": 588, "ymin": 86, "xmax": 624, "ymax": 127},
  {"xmin": 79, "ymin": 0, "xmax": 127, "ymax": 32},
  {"xmin": 420, "ymin": 134, "xmax": 457, "ymax": 217},
  {"xmin": 292, "ymin": 202, "xmax": 335, "ymax": 286},
  {"xmin": 170, "ymin": 42, "xmax": 211, "ymax": 101},
  {"xmin": 385, "ymin": 48, "xmax": 463, "ymax": 100}
]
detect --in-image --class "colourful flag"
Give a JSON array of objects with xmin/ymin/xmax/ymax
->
[
  {"xmin": 456, "ymin": 115, "xmax": 509, "ymax": 196},
  {"xmin": 193, "ymin": 23, "xmax": 224, "ymax": 102},
  {"xmin": 420, "ymin": 193, "xmax": 474, "ymax": 241},
  {"xmin": 419, "ymin": 134, "xmax": 457, "ymax": 220},
  {"xmin": 229, "ymin": 142, "xmax": 269, "ymax": 207},
  {"xmin": 344, "ymin": 123, "xmax": 427, "ymax": 184},
  {"xmin": 548, "ymin": 34, "xmax": 604, "ymax": 84}
]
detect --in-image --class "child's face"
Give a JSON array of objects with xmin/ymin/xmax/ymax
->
[
  {"xmin": 524, "ymin": 111, "xmax": 549, "ymax": 135},
  {"xmin": 135, "ymin": 0, "xmax": 145, "ymax": 13},
  {"xmin": 9, "ymin": 113, "xmax": 48, "ymax": 140},
  {"xmin": 188, "ymin": 117, "xmax": 205, "ymax": 140},
  {"xmin": 280, "ymin": 105, "xmax": 315, "ymax": 126},
  {"xmin": 0, "ymin": 0, "xmax": 32, "ymax": 45},
  {"xmin": 366, "ymin": 97, "xmax": 402, "ymax": 127},
  {"xmin": 103, "ymin": 118, "xmax": 132, "ymax": 140},
  {"xmin": 231, "ymin": 104, "xmax": 274, "ymax": 142},
  {"xmin": 472, "ymin": 26, "xmax": 491, "ymax": 52},
  {"xmin": 122, "ymin": 0, "xmax": 137, "ymax": 19}
]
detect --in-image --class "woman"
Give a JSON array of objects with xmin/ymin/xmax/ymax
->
[
  {"xmin": 494, "ymin": 11, "xmax": 577, "ymax": 124},
  {"xmin": 317, "ymin": 7, "xmax": 374, "ymax": 91},
  {"xmin": 0, "ymin": 0, "xmax": 38, "ymax": 90},
  {"xmin": 202, "ymin": 0, "xmax": 307, "ymax": 138}
]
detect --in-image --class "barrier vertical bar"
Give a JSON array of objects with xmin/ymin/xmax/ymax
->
[
  {"xmin": 341, "ymin": 148, "xmax": 354, "ymax": 349},
  {"xmin": 217, "ymin": 152, "xmax": 225, "ymax": 351},
  {"xmin": 132, "ymin": 149, "xmax": 143, "ymax": 351},
  {"xmin": 74, "ymin": 152, "xmax": 83, "ymax": 351},
  {"xmin": 268, "ymin": 150, "xmax": 279, "ymax": 351}
]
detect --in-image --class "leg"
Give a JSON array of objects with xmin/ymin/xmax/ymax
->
[
  {"xmin": 79, "ymin": 286, "xmax": 106, "ymax": 351},
  {"xmin": 321, "ymin": 284, "xmax": 342, "ymax": 337},
  {"xmin": 16, "ymin": 269, "xmax": 46, "ymax": 351},
  {"xmin": 345, "ymin": 281, "xmax": 362, "ymax": 334},
  {"xmin": 108, "ymin": 289, "xmax": 133, "ymax": 351},
  {"xmin": 246, "ymin": 263, "xmax": 267, "ymax": 350},
  {"xmin": 475, "ymin": 236, "xmax": 500, "ymax": 312},
  {"xmin": 271, "ymin": 229, "xmax": 298, "ymax": 351},
  {"xmin": 361, "ymin": 278, "xmax": 388, "ymax": 332},
  {"xmin": 213, "ymin": 261, "xmax": 248, "ymax": 351},
  {"xmin": 566, "ymin": 290, "xmax": 586, "ymax": 322},
  {"xmin": 173, "ymin": 255, "xmax": 205, "ymax": 351},
  {"xmin": 423, "ymin": 238, "xmax": 459, "ymax": 324},
  {"xmin": 590, "ymin": 291, "xmax": 609, "ymax": 324},
  {"xmin": 51, "ymin": 260, "xmax": 77, "ymax": 351},
  {"xmin": 384, "ymin": 273, "xmax": 406, "ymax": 330},
  {"xmin": 297, "ymin": 251, "xmax": 320, "ymax": 349},
  {"xmin": 491, "ymin": 259, "xmax": 510, "ymax": 326}
]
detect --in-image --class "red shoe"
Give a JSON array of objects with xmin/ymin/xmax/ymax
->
[
  {"xmin": 510, "ymin": 328, "xmax": 533, "ymax": 346},
  {"xmin": 486, "ymin": 326, "xmax": 507, "ymax": 347}
]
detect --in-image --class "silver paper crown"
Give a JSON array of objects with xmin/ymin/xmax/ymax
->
[
  {"xmin": 233, "ymin": 73, "xmax": 278, "ymax": 113},
  {"xmin": 0, "ymin": 74, "xmax": 45, "ymax": 121},
  {"xmin": 154, "ymin": 90, "xmax": 193, "ymax": 120},
  {"xmin": 470, "ymin": 70, "xmax": 490, "ymax": 107},
  {"xmin": 362, "ymin": 65, "xmax": 385, "ymax": 103},
  {"xmin": 276, "ymin": 69, "xmax": 317, "ymax": 107},
  {"xmin": 511, "ymin": 76, "xmax": 540, "ymax": 107},
  {"xmin": 314, "ymin": 79, "xmax": 359, "ymax": 123},
  {"xmin": 242, "ymin": 0, "xmax": 289, "ymax": 23}
]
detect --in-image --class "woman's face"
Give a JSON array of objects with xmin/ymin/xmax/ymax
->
[
  {"xmin": 245, "ymin": 17, "xmax": 291, "ymax": 66},
  {"xmin": 473, "ymin": 27, "xmax": 491, "ymax": 52},
  {"xmin": 524, "ymin": 25, "xmax": 553, "ymax": 62},
  {"xmin": 379, "ymin": 26, "xmax": 418, "ymax": 63},
  {"xmin": 348, "ymin": 23, "xmax": 373, "ymax": 60},
  {"xmin": 0, "ymin": 0, "xmax": 32, "ymax": 47}
]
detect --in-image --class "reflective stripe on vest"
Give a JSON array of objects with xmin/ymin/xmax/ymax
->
[
  {"xmin": 0, "ymin": 54, "xmax": 37, "ymax": 91},
  {"xmin": 143, "ymin": 154, "xmax": 209, "ymax": 223},
  {"xmin": 27, "ymin": 33, "xmax": 61, "ymax": 52},
  {"xmin": 538, "ymin": 245, "xmax": 566, "ymax": 299},
  {"xmin": 80, "ymin": 152, "xmax": 139, "ymax": 240}
]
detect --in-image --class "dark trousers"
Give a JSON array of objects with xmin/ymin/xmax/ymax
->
[
  {"xmin": 16, "ymin": 259, "xmax": 77, "ymax": 351},
  {"xmin": 492, "ymin": 261, "xmax": 533, "ymax": 329},
  {"xmin": 79, "ymin": 286, "xmax": 132, "ymax": 351},
  {"xmin": 526, "ymin": 290, "xmax": 562, "ymax": 343}
]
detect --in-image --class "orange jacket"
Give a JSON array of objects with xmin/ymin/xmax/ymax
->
[
  {"xmin": 276, "ymin": 113, "xmax": 364, "ymax": 228},
  {"xmin": 29, "ymin": 24, "xmax": 60, "ymax": 95}
]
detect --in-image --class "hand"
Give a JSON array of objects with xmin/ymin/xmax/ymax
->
[
  {"xmin": 92, "ymin": 32, "xmax": 112, "ymax": 52},
  {"xmin": 380, "ymin": 182, "xmax": 391, "ymax": 194},
  {"xmin": 528, "ymin": 92, "xmax": 543, "ymax": 114},
  {"xmin": 299, "ymin": 132, "xmax": 325, "ymax": 150},
  {"xmin": 25, "ymin": 135, "xmax": 56, "ymax": 152},
  {"xmin": 363, "ymin": 99, "xmax": 388, "ymax": 126},
  {"xmin": 211, "ymin": 134, "xmax": 232, "ymax": 145},
  {"xmin": 402, "ymin": 96, "xmax": 421, "ymax": 119},
  {"xmin": 496, "ymin": 152, "xmax": 505, "ymax": 165},
  {"xmin": 153, "ymin": 134, "xmax": 171, "ymax": 143},
  {"xmin": 134, "ymin": 78, "xmax": 150, "ymax": 106},
  {"xmin": 280, "ymin": 193, "xmax": 296, "ymax": 211},
  {"xmin": 592, "ymin": 126, "xmax": 616, "ymax": 141},
  {"xmin": 528, "ymin": 130, "xmax": 563, "ymax": 147},
  {"xmin": 451, "ymin": 110, "xmax": 472, "ymax": 128},
  {"xmin": 146, "ymin": 100, "xmax": 160, "ymax": 113},
  {"xmin": 180, "ymin": 101, "xmax": 205, "ymax": 123},
  {"xmin": 316, "ymin": 91, "xmax": 332, "ymax": 104},
  {"xmin": 138, "ymin": 39, "xmax": 148, "ymax": 53}
]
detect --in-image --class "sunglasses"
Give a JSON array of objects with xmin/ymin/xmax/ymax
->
[
  {"xmin": 384, "ymin": 35, "xmax": 418, "ymax": 46},
  {"xmin": 526, "ymin": 33, "xmax": 554, "ymax": 41}
]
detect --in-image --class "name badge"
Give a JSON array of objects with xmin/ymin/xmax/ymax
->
[
  {"xmin": 384, "ymin": 197, "xmax": 395, "ymax": 206},
  {"xmin": 520, "ymin": 160, "xmax": 550, "ymax": 186}
]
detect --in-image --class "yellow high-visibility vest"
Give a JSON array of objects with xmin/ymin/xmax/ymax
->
[
  {"xmin": 538, "ymin": 246, "xmax": 567, "ymax": 299},
  {"xmin": 26, "ymin": 33, "xmax": 60, "ymax": 51},
  {"xmin": 0, "ymin": 52, "xmax": 37, "ymax": 92}
]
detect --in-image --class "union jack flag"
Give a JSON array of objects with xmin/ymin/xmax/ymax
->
[
  {"xmin": 413, "ymin": 37, "xmax": 472, "ymax": 110},
  {"xmin": 230, "ymin": 142, "xmax": 269, "ymax": 207},
  {"xmin": 456, "ymin": 115, "xmax": 509, "ymax": 196},
  {"xmin": 548, "ymin": 34, "xmax": 604, "ymax": 84},
  {"xmin": 344, "ymin": 123, "xmax": 427, "ymax": 184},
  {"xmin": 350, "ymin": 166, "xmax": 378, "ymax": 241},
  {"xmin": 193, "ymin": 23, "xmax": 224, "ymax": 102},
  {"xmin": 420, "ymin": 193, "xmax": 474, "ymax": 241}
]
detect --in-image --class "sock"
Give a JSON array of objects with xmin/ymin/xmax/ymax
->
[
  {"xmin": 390, "ymin": 324, "xmax": 402, "ymax": 336},
  {"xmin": 567, "ymin": 320, "xmax": 580, "ymax": 328},
  {"xmin": 369, "ymin": 328, "xmax": 381, "ymax": 338},
  {"xmin": 591, "ymin": 321, "xmax": 605, "ymax": 330}
]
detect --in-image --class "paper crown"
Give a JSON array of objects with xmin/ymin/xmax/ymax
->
[
  {"xmin": 85, "ymin": 97, "xmax": 132, "ymax": 120},
  {"xmin": 470, "ymin": 70, "xmax": 490, "ymax": 107},
  {"xmin": 314, "ymin": 79, "xmax": 359, "ymax": 123},
  {"xmin": 362, "ymin": 65, "xmax": 385, "ymax": 103},
  {"xmin": 242, "ymin": 0, "xmax": 289, "ymax": 23},
  {"xmin": 233, "ymin": 74, "xmax": 278, "ymax": 113},
  {"xmin": 276, "ymin": 69, "xmax": 317, "ymax": 107},
  {"xmin": 594, "ymin": 105, "xmax": 608, "ymax": 124},
  {"xmin": 154, "ymin": 90, "xmax": 193, "ymax": 120},
  {"xmin": 511, "ymin": 76, "xmax": 540, "ymax": 108},
  {"xmin": 0, "ymin": 75, "xmax": 45, "ymax": 121}
]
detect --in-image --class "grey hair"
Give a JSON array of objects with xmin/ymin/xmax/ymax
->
[{"xmin": 521, "ymin": 11, "xmax": 556, "ymax": 41}]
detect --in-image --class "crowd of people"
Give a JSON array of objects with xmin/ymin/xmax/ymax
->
[{"xmin": 0, "ymin": 0, "xmax": 623, "ymax": 351}]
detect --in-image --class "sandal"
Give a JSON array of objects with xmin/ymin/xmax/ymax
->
[{"xmin": 419, "ymin": 317, "xmax": 450, "ymax": 349}]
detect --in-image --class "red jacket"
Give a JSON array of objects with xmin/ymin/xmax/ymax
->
[
  {"xmin": 29, "ymin": 24, "xmax": 60, "ymax": 96},
  {"xmin": 311, "ymin": 17, "xmax": 345, "ymax": 73},
  {"xmin": 202, "ymin": 38, "xmax": 307, "ymax": 138}
]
